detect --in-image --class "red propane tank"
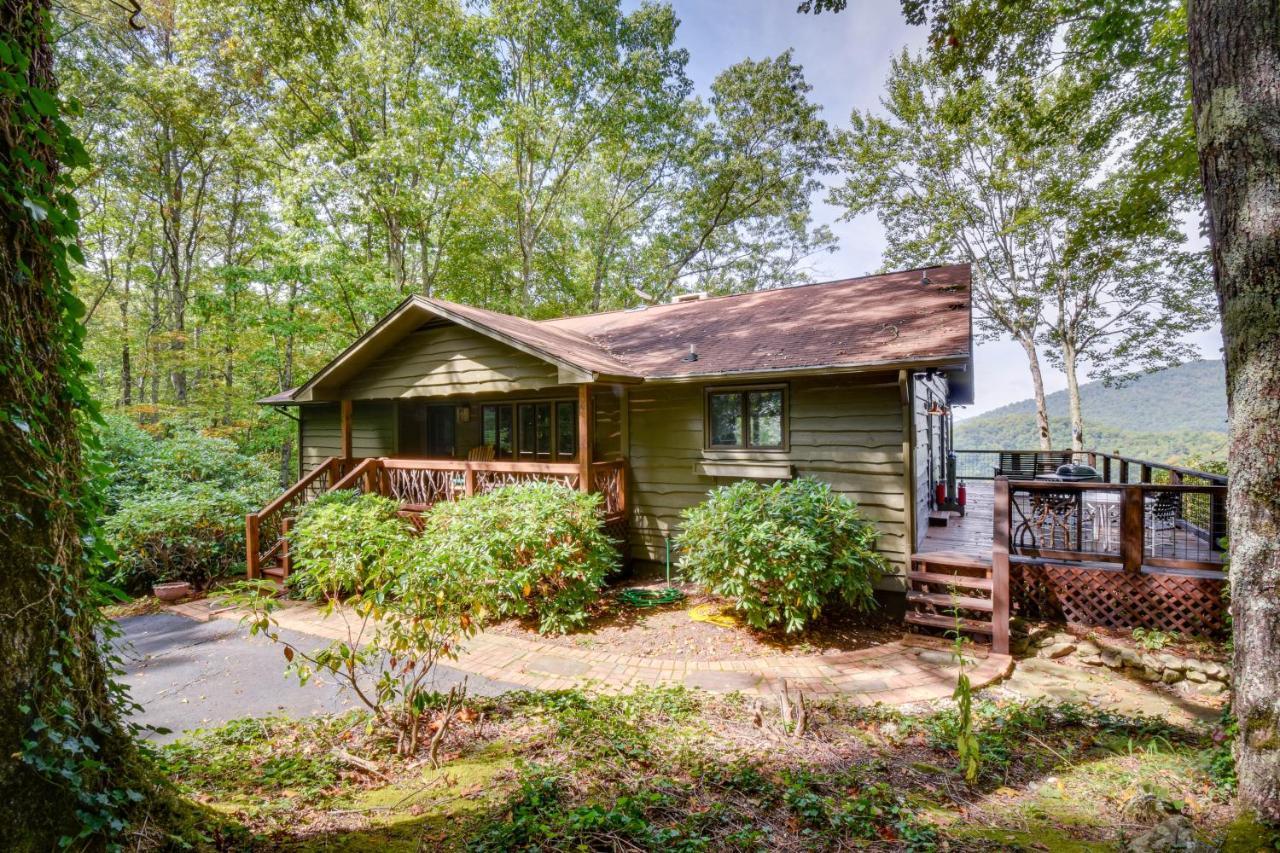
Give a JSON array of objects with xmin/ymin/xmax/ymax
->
[
  {"xmin": 958, "ymin": 481, "xmax": 967, "ymax": 507},
  {"xmin": 935, "ymin": 482, "xmax": 946, "ymax": 506}
]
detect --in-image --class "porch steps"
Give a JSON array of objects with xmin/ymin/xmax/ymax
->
[
  {"xmin": 905, "ymin": 552, "xmax": 997, "ymax": 643},
  {"xmin": 904, "ymin": 611, "xmax": 994, "ymax": 635}
]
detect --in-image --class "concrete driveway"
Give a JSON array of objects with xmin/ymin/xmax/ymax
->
[{"xmin": 113, "ymin": 612, "xmax": 521, "ymax": 743}]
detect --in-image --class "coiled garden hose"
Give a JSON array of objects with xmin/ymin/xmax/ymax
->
[{"xmin": 618, "ymin": 536, "xmax": 685, "ymax": 608}]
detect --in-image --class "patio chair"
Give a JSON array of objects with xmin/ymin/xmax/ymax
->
[
  {"xmin": 1145, "ymin": 491, "xmax": 1180, "ymax": 553},
  {"xmin": 467, "ymin": 445, "xmax": 496, "ymax": 462}
]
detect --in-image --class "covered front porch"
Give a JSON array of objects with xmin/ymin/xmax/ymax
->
[{"xmin": 248, "ymin": 381, "xmax": 629, "ymax": 582}]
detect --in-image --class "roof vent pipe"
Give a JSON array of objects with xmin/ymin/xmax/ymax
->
[{"xmin": 682, "ymin": 344, "xmax": 699, "ymax": 362}]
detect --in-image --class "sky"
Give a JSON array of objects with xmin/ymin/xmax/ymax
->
[{"xmin": 631, "ymin": 0, "xmax": 1224, "ymax": 418}]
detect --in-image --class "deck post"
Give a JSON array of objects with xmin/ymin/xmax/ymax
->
[
  {"xmin": 280, "ymin": 517, "xmax": 292, "ymax": 578},
  {"xmin": 340, "ymin": 399, "xmax": 353, "ymax": 459},
  {"xmin": 991, "ymin": 476, "xmax": 1011, "ymax": 655},
  {"xmin": 245, "ymin": 513, "xmax": 260, "ymax": 579},
  {"xmin": 1121, "ymin": 485, "xmax": 1144, "ymax": 573},
  {"xmin": 578, "ymin": 384, "xmax": 591, "ymax": 492},
  {"xmin": 464, "ymin": 463, "xmax": 476, "ymax": 497}
]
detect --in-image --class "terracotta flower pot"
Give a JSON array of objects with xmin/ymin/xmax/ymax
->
[{"xmin": 153, "ymin": 581, "xmax": 192, "ymax": 602}]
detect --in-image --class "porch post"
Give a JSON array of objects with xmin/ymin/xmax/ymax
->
[
  {"xmin": 340, "ymin": 399, "xmax": 353, "ymax": 459},
  {"xmin": 991, "ymin": 476, "xmax": 1011, "ymax": 656},
  {"xmin": 578, "ymin": 383, "xmax": 591, "ymax": 492}
]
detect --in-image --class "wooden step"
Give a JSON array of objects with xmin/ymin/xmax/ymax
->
[
  {"xmin": 907, "ymin": 590, "xmax": 993, "ymax": 612},
  {"xmin": 927, "ymin": 511, "xmax": 950, "ymax": 527},
  {"xmin": 262, "ymin": 564, "xmax": 286, "ymax": 580},
  {"xmin": 910, "ymin": 552, "xmax": 992, "ymax": 569},
  {"xmin": 907, "ymin": 570, "xmax": 993, "ymax": 591},
  {"xmin": 906, "ymin": 611, "xmax": 994, "ymax": 635}
]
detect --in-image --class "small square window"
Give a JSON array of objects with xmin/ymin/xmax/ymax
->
[
  {"xmin": 709, "ymin": 392, "xmax": 744, "ymax": 447},
  {"xmin": 748, "ymin": 390, "xmax": 783, "ymax": 448},
  {"xmin": 706, "ymin": 387, "xmax": 786, "ymax": 449}
]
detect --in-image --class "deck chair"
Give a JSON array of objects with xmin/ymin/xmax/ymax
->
[
  {"xmin": 1146, "ymin": 491, "xmax": 1180, "ymax": 553},
  {"xmin": 467, "ymin": 445, "xmax": 496, "ymax": 462}
]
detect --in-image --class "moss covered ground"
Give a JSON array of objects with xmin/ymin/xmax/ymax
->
[{"xmin": 149, "ymin": 684, "xmax": 1280, "ymax": 851}]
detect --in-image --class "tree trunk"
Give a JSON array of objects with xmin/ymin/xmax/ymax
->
[
  {"xmin": 0, "ymin": 3, "xmax": 170, "ymax": 844},
  {"xmin": 120, "ymin": 279, "xmax": 132, "ymax": 407},
  {"xmin": 1019, "ymin": 334, "xmax": 1053, "ymax": 450},
  {"xmin": 1062, "ymin": 342, "xmax": 1085, "ymax": 452},
  {"xmin": 1188, "ymin": 0, "xmax": 1280, "ymax": 824}
]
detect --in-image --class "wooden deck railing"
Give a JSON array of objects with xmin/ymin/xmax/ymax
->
[
  {"xmin": 247, "ymin": 456, "xmax": 629, "ymax": 580},
  {"xmin": 989, "ymin": 475, "xmax": 1229, "ymax": 646},
  {"xmin": 245, "ymin": 457, "xmax": 361, "ymax": 579},
  {"xmin": 952, "ymin": 448, "xmax": 1227, "ymax": 487}
]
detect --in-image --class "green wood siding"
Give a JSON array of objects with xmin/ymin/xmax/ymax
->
[
  {"xmin": 626, "ymin": 375, "xmax": 910, "ymax": 587},
  {"xmin": 340, "ymin": 325, "xmax": 560, "ymax": 400},
  {"xmin": 299, "ymin": 401, "xmax": 395, "ymax": 474}
]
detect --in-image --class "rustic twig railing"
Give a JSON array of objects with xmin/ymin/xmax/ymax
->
[{"xmin": 247, "ymin": 456, "xmax": 629, "ymax": 580}]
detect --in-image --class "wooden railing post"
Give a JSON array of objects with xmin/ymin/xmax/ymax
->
[
  {"xmin": 991, "ymin": 476, "xmax": 1011, "ymax": 655},
  {"xmin": 245, "ymin": 513, "xmax": 260, "ymax": 579},
  {"xmin": 280, "ymin": 517, "xmax": 293, "ymax": 578},
  {"xmin": 617, "ymin": 460, "xmax": 628, "ymax": 516},
  {"xmin": 577, "ymin": 384, "xmax": 592, "ymax": 492},
  {"xmin": 340, "ymin": 399, "xmax": 353, "ymax": 459},
  {"xmin": 464, "ymin": 463, "xmax": 476, "ymax": 497},
  {"xmin": 1102, "ymin": 455, "xmax": 1112, "ymax": 482},
  {"xmin": 1121, "ymin": 485, "xmax": 1145, "ymax": 573}
]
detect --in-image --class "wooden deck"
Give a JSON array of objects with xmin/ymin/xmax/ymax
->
[
  {"xmin": 919, "ymin": 480, "xmax": 996, "ymax": 562},
  {"xmin": 919, "ymin": 479, "xmax": 1225, "ymax": 567}
]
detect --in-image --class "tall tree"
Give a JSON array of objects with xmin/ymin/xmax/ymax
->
[
  {"xmin": 1188, "ymin": 0, "xmax": 1280, "ymax": 822},
  {"xmin": 833, "ymin": 54, "xmax": 1209, "ymax": 449},
  {"xmin": 0, "ymin": 0, "xmax": 183, "ymax": 845},
  {"xmin": 802, "ymin": 0, "xmax": 1280, "ymax": 821}
]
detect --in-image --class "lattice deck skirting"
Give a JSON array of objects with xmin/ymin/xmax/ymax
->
[{"xmin": 1011, "ymin": 561, "xmax": 1228, "ymax": 637}]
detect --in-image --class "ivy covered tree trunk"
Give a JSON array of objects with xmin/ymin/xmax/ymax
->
[
  {"xmin": 1188, "ymin": 0, "xmax": 1280, "ymax": 823},
  {"xmin": 0, "ymin": 1, "xmax": 178, "ymax": 846}
]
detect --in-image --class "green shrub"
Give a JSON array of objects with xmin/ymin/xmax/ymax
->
[
  {"xmin": 675, "ymin": 478, "xmax": 886, "ymax": 633},
  {"xmin": 424, "ymin": 482, "xmax": 617, "ymax": 634},
  {"xmin": 104, "ymin": 483, "xmax": 264, "ymax": 591},
  {"xmin": 229, "ymin": 498, "xmax": 480, "ymax": 756},
  {"xmin": 286, "ymin": 493, "xmax": 411, "ymax": 600},
  {"xmin": 95, "ymin": 416, "xmax": 279, "ymax": 591}
]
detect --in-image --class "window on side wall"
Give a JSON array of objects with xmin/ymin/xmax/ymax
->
[{"xmin": 705, "ymin": 386, "xmax": 786, "ymax": 450}]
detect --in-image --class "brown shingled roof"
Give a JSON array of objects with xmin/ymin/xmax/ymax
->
[
  {"xmin": 540, "ymin": 263, "xmax": 971, "ymax": 379},
  {"xmin": 263, "ymin": 264, "xmax": 971, "ymax": 404}
]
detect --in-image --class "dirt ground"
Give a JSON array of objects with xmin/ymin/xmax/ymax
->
[{"xmin": 488, "ymin": 579, "xmax": 904, "ymax": 659}]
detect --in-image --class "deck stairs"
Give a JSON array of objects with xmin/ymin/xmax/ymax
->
[{"xmin": 905, "ymin": 551, "xmax": 996, "ymax": 642}]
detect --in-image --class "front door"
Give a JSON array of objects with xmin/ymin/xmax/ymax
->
[
  {"xmin": 425, "ymin": 404, "xmax": 455, "ymax": 457},
  {"xmin": 397, "ymin": 401, "xmax": 456, "ymax": 458}
]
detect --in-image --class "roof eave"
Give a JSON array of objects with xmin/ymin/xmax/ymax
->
[{"xmin": 637, "ymin": 353, "xmax": 972, "ymax": 384}]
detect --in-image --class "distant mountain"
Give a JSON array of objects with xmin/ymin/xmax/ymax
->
[
  {"xmin": 954, "ymin": 360, "xmax": 1229, "ymax": 464},
  {"xmin": 964, "ymin": 359, "xmax": 1227, "ymax": 433}
]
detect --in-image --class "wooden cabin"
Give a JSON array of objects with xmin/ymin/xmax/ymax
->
[{"xmin": 251, "ymin": 264, "xmax": 976, "ymax": 592}]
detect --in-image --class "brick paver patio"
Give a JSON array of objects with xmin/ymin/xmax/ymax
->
[{"xmin": 171, "ymin": 599, "xmax": 1013, "ymax": 704}]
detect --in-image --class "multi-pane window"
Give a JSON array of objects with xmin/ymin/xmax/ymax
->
[
  {"xmin": 706, "ymin": 387, "xmax": 786, "ymax": 449},
  {"xmin": 482, "ymin": 400, "xmax": 577, "ymax": 461},
  {"xmin": 480, "ymin": 404, "xmax": 514, "ymax": 458}
]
